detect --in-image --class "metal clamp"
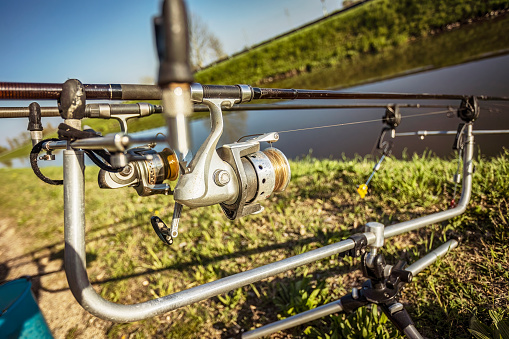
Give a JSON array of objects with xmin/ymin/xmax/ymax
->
[
  {"xmin": 345, "ymin": 233, "xmax": 368, "ymax": 257},
  {"xmin": 457, "ymin": 96, "xmax": 479, "ymax": 122}
]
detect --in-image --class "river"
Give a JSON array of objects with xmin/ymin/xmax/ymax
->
[{"xmin": 141, "ymin": 52, "xmax": 509, "ymax": 160}]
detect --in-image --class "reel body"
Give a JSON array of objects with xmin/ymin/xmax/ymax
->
[{"xmin": 172, "ymin": 94, "xmax": 291, "ymax": 220}]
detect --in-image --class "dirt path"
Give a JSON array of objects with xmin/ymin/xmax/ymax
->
[{"xmin": 0, "ymin": 218, "xmax": 110, "ymax": 338}]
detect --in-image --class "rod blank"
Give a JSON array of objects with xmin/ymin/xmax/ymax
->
[
  {"xmin": 2, "ymin": 82, "xmax": 509, "ymax": 101},
  {"xmin": 0, "ymin": 103, "xmax": 451, "ymax": 118},
  {"xmin": 0, "ymin": 104, "xmax": 161, "ymax": 119},
  {"xmin": 0, "ymin": 82, "xmax": 159, "ymax": 100}
]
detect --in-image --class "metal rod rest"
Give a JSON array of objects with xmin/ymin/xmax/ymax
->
[
  {"xmin": 242, "ymin": 301, "xmax": 343, "ymax": 339},
  {"xmin": 64, "ymin": 151, "xmax": 376, "ymax": 322},
  {"xmin": 63, "ymin": 126, "xmax": 473, "ymax": 322},
  {"xmin": 406, "ymin": 239, "xmax": 459, "ymax": 276},
  {"xmin": 243, "ymin": 308, "xmax": 318, "ymax": 338},
  {"xmin": 242, "ymin": 239, "xmax": 458, "ymax": 339},
  {"xmin": 384, "ymin": 124, "xmax": 474, "ymax": 239}
]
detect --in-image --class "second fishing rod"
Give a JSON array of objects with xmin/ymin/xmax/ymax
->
[{"xmin": 3, "ymin": 81, "xmax": 509, "ymax": 102}]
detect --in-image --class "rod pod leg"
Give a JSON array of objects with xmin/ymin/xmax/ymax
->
[{"xmin": 380, "ymin": 303, "xmax": 423, "ymax": 339}]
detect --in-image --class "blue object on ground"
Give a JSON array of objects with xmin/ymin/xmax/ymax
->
[{"xmin": 0, "ymin": 277, "xmax": 53, "ymax": 338}]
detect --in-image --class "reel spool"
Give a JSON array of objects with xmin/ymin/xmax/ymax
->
[
  {"xmin": 218, "ymin": 145, "xmax": 291, "ymax": 220},
  {"xmin": 242, "ymin": 148, "xmax": 291, "ymax": 204},
  {"xmin": 98, "ymin": 147, "xmax": 179, "ymax": 196}
]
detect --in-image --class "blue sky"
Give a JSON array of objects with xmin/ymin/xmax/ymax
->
[{"xmin": 0, "ymin": 0, "xmax": 342, "ymax": 147}]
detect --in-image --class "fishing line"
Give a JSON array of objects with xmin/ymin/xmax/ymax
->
[
  {"xmin": 277, "ymin": 117, "xmax": 382, "ymax": 134},
  {"xmin": 481, "ymin": 107, "xmax": 502, "ymax": 113},
  {"xmin": 278, "ymin": 109, "xmax": 451, "ymax": 134},
  {"xmin": 484, "ymin": 102, "xmax": 509, "ymax": 109},
  {"xmin": 400, "ymin": 109, "xmax": 451, "ymax": 119}
]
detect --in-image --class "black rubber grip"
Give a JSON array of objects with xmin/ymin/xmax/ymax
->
[
  {"xmin": 28, "ymin": 102, "xmax": 43, "ymax": 131},
  {"xmin": 202, "ymin": 85, "xmax": 241, "ymax": 100},
  {"xmin": 108, "ymin": 104, "xmax": 145, "ymax": 115},
  {"xmin": 121, "ymin": 84, "xmax": 162, "ymax": 100}
]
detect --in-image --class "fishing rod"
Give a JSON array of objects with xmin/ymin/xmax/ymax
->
[
  {"xmin": 0, "ymin": 102, "xmax": 453, "ymax": 118},
  {"xmin": 2, "ymin": 81, "xmax": 509, "ymax": 102},
  {"xmin": 0, "ymin": 103, "xmax": 162, "ymax": 118}
]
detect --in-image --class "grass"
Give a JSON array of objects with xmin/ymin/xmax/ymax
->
[{"xmin": 0, "ymin": 148, "xmax": 508, "ymax": 338}]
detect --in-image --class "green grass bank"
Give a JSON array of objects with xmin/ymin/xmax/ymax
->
[
  {"xmin": 0, "ymin": 150, "xmax": 507, "ymax": 337},
  {"xmin": 195, "ymin": 0, "xmax": 509, "ymax": 86}
]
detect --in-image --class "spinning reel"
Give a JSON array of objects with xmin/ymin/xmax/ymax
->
[
  {"xmin": 173, "ymin": 83, "xmax": 291, "ymax": 220},
  {"xmin": 98, "ymin": 83, "xmax": 291, "ymax": 241}
]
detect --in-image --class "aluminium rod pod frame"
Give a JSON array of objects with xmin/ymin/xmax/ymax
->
[
  {"xmin": 62, "ymin": 121, "xmax": 474, "ymax": 323},
  {"xmin": 243, "ymin": 124, "xmax": 475, "ymax": 338},
  {"xmin": 243, "ymin": 239, "xmax": 459, "ymax": 339}
]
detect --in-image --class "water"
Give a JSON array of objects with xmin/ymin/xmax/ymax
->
[
  {"xmin": 141, "ymin": 53, "xmax": 509, "ymax": 160},
  {"xmin": 142, "ymin": 14, "xmax": 509, "ymax": 160}
]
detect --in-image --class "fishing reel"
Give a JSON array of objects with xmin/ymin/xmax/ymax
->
[
  {"xmin": 101, "ymin": 90, "xmax": 290, "ymax": 246},
  {"xmin": 173, "ymin": 93, "xmax": 291, "ymax": 220},
  {"xmin": 98, "ymin": 146, "xmax": 179, "ymax": 196}
]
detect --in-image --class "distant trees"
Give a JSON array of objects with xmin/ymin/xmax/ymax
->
[
  {"xmin": 190, "ymin": 13, "xmax": 226, "ymax": 71},
  {"xmin": 5, "ymin": 132, "xmax": 30, "ymax": 150},
  {"xmin": 343, "ymin": 0, "xmax": 364, "ymax": 8},
  {"xmin": 0, "ymin": 122, "xmax": 56, "ymax": 155}
]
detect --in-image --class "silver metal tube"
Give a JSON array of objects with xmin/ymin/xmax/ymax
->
[
  {"xmin": 70, "ymin": 134, "xmax": 166, "ymax": 151},
  {"xmin": 242, "ymin": 301, "xmax": 343, "ymax": 339},
  {"xmin": 162, "ymin": 85, "xmax": 193, "ymax": 161},
  {"xmin": 403, "ymin": 325, "xmax": 424, "ymax": 339},
  {"xmin": 30, "ymin": 131, "xmax": 43, "ymax": 146},
  {"xmin": 64, "ymin": 151, "xmax": 365, "ymax": 325},
  {"xmin": 243, "ymin": 238, "xmax": 458, "ymax": 339},
  {"xmin": 396, "ymin": 129, "xmax": 509, "ymax": 137},
  {"xmin": 70, "ymin": 134, "xmax": 129, "ymax": 151},
  {"xmin": 384, "ymin": 124, "xmax": 474, "ymax": 239},
  {"xmin": 43, "ymin": 140, "xmax": 68, "ymax": 150},
  {"xmin": 406, "ymin": 239, "xmax": 458, "ymax": 276}
]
